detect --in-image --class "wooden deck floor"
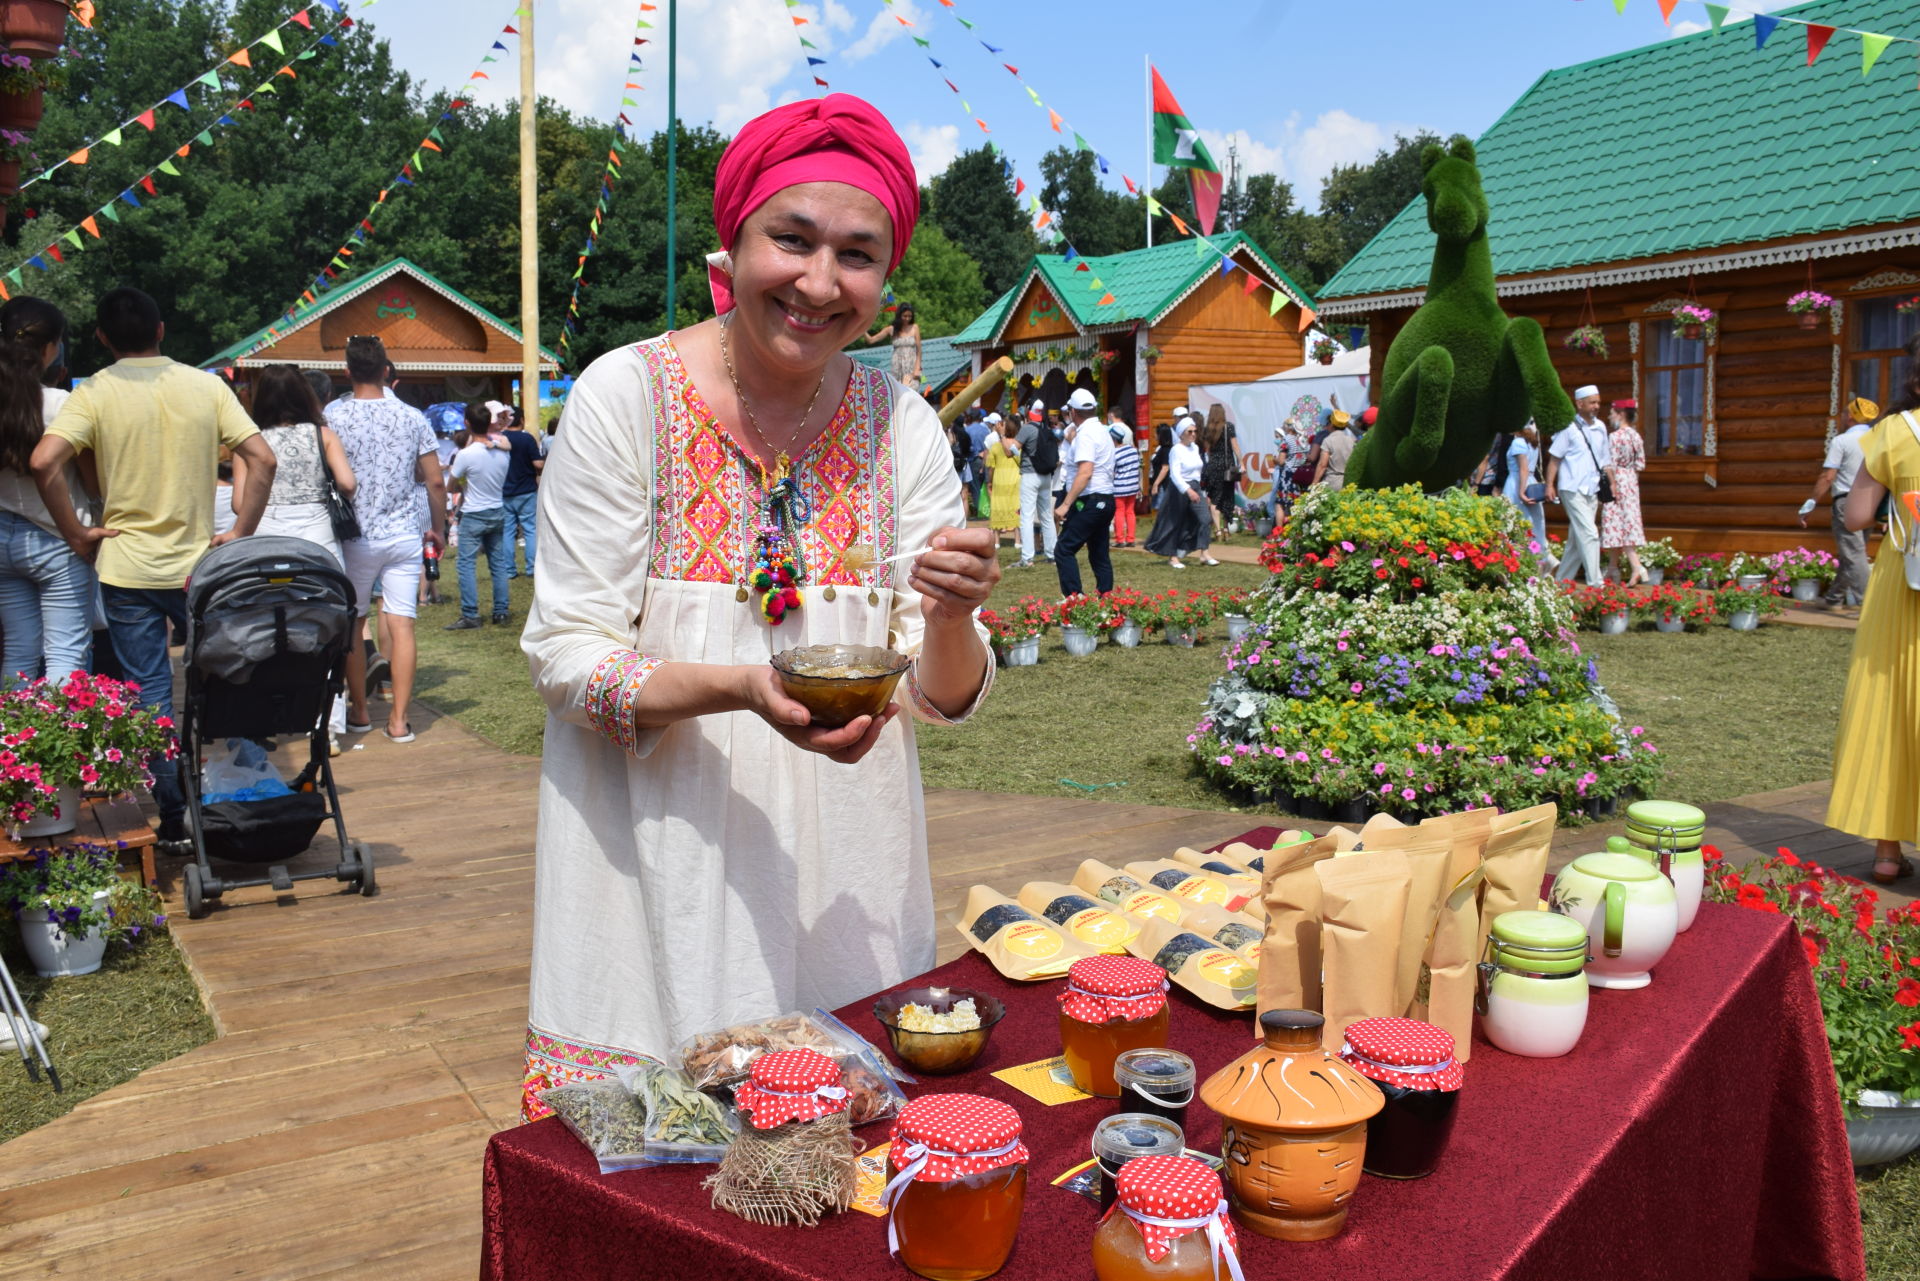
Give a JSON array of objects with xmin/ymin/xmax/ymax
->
[{"xmin": 0, "ymin": 706, "xmax": 1893, "ymax": 1278}]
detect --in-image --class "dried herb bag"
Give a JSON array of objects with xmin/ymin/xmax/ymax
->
[
  {"xmin": 1016, "ymin": 880, "xmax": 1139, "ymax": 953},
  {"xmin": 1128, "ymin": 915, "xmax": 1258, "ymax": 1010},
  {"xmin": 1071, "ymin": 858, "xmax": 1186, "ymax": 924},
  {"xmin": 953, "ymin": 884, "xmax": 1095, "ymax": 980}
]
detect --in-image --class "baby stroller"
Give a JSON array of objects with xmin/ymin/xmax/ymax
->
[{"xmin": 177, "ymin": 536, "xmax": 375, "ymax": 918}]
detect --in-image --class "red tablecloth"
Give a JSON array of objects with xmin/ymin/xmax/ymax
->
[{"xmin": 481, "ymin": 829, "xmax": 1864, "ymax": 1281}]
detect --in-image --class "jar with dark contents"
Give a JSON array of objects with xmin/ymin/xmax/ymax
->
[
  {"xmin": 1112, "ymin": 1049, "xmax": 1194, "ymax": 1132},
  {"xmin": 1090, "ymin": 1112, "xmax": 1184, "ymax": 1211},
  {"xmin": 1338, "ymin": 1016, "xmax": 1463, "ymax": 1180}
]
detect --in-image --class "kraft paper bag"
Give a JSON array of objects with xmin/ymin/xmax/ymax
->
[
  {"xmin": 1256, "ymin": 833, "xmax": 1341, "ymax": 1017},
  {"xmin": 1345, "ymin": 823, "xmax": 1453, "ymax": 1017},
  {"xmin": 1476, "ymin": 803, "xmax": 1560, "ymax": 944},
  {"xmin": 1415, "ymin": 809, "xmax": 1495, "ymax": 1061},
  {"xmin": 1316, "ymin": 851, "xmax": 1412, "ymax": 1050},
  {"xmin": 1128, "ymin": 914, "xmax": 1258, "ymax": 1011},
  {"xmin": 952, "ymin": 885, "xmax": 1096, "ymax": 980}
]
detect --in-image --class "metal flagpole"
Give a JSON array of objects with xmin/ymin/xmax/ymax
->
[
  {"xmin": 1143, "ymin": 54, "xmax": 1152, "ymax": 248},
  {"xmin": 519, "ymin": 0, "xmax": 540, "ymax": 413},
  {"xmin": 664, "ymin": 0, "xmax": 679, "ymax": 325}
]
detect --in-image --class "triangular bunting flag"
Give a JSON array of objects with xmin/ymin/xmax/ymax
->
[
  {"xmin": 1753, "ymin": 13, "xmax": 1779, "ymax": 48},
  {"xmin": 1073, "ymin": 132, "xmax": 1091, "ymax": 152},
  {"xmin": 1298, "ymin": 307, "xmax": 1316, "ymax": 333},
  {"xmin": 140, "ymin": 174, "xmax": 157, "ymax": 194},
  {"xmin": 81, "ymin": 216, "xmax": 100, "ymax": 238},
  {"xmin": 1146, "ymin": 195, "xmax": 1162, "ymax": 215},
  {"xmin": 1243, "ymin": 272, "xmax": 1260, "ymax": 295},
  {"xmin": 100, "ymin": 202, "xmax": 119, "ymax": 222},
  {"xmin": 136, "ymin": 109, "xmax": 157, "ymax": 131},
  {"xmin": 1655, "ymin": 0, "xmax": 1676, "ymax": 22},
  {"xmin": 1220, "ymin": 257, "xmax": 1235, "ymax": 275},
  {"xmin": 1170, "ymin": 212, "xmax": 1189, "ymax": 235},
  {"xmin": 102, "ymin": 128, "xmax": 122, "ymax": 146},
  {"xmin": 66, "ymin": 148, "xmax": 88, "ymax": 165},
  {"xmin": 1611, "ymin": 0, "xmax": 1627, "ymax": 12},
  {"xmin": 63, "ymin": 230, "xmax": 81, "ymax": 250},
  {"xmin": 1805, "ymin": 24, "xmax": 1834, "ymax": 65},
  {"xmin": 196, "ymin": 130, "xmax": 213, "ymax": 146},
  {"xmin": 229, "ymin": 48, "xmax": 252, "ymax": 68},
  {"xmin": 1097, "ymin": 293, "xmax": 1114, "ymax": 306},
  {"xmin": 291, "ymin": 9, "xmax": 312, "ymax": 27},
  {"xmin": 165, "ymin": 88, "xmax": 190, "ymax": 110},
  {"xmin": 1862, "ymin": 32, "xmax": 1893, "ymax": 76},
  {"xmin": 1704, "ymin": 4, "xmax": 1728, "ymax": 30},
  {"xmin": 259, "ymin": 30, "xmax": 285, "ymax": 54},
  {"xmin": 1048, "ymin": 109, "xmax": 1062, "ymax": 132},
  {"xmin": 196, "ymin": 70, "xmax": 221, "ymax": 89},
  {"xmin": 46, "ymin": 245, "xmax": 63, "ymax": 264},
  {"xmin": 158, "ymin": 159, "xmax": 181, "ymax": 176},
  {"xmin": 27, "ymin": 256, "xmax": 46, "ymax": 272},
  {"xmin": 1268, "ymin": 290, "xmax": 1285, "ymax": 317}
]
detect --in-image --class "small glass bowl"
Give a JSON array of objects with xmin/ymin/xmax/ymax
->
[
  {"xmin": 872, "ymin": 987, "xmax": 1007, "ymax": 1076},
  {"xmin": 769, "ymin": 644, "xmax": 911, "ymax": 729}
]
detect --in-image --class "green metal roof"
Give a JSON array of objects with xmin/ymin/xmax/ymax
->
[
  {"xmin": 952, "ymin": 231, "xmax": 1317, "ymax": 346},
  {"xmin": 202, "ymin": 257, "xmax": 560, "ymax": 369},
  {"xmin": 1318, "ymin": 0, "xmax": 1920, "ymax": 302},
  {"xmin": 846, "ymin": 335, "xmax": 971, "ymax": 392}
]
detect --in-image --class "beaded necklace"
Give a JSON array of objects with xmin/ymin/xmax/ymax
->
[{"xmin": 720, "ymin": 316, "xmax": 829, "ymax": 624}]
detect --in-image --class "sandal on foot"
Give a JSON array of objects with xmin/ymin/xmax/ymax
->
[
  {"xmin": 383, "ymin": 724, "xmax": 415, "ymax": 744},
  {"xmin": 1873, "ymin": 856, "xmax": 1915, "ymax": 885},
  {"xmin": 345, "ymin": 720, "xmax": 373, "ymax": 734}
]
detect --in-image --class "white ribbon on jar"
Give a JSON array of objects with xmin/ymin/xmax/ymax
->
[
  {"xmin": 880, "ymin": 1136, "xmax": 1024, "ymax": 1257},
  {"xmin": 1337, "ymin": 1041, "xmax": 1457, "ymax": 1077},
  {"xmin": 1118, "ymin": 1198, "xmax": 1247, "ymax": 1281}
]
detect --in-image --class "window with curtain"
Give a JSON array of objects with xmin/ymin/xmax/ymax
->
[
  {"xmin": 1643, "ymin": 320, "xmax": 1706, "ymax": 456},
  {"xmin": 1848, "ymin": 296, "xmax": 1919, "ymax": 410}
]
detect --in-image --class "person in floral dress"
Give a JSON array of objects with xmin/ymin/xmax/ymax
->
[{"xmin": 1601, "ymin": 398, "xmax": 1648, "ymax": 585}]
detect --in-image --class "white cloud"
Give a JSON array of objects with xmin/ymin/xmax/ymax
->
[
  {"xmin": 899, "ymin": 121, "xmax": 960, "ymax": 187},
  {"xmin": 842, "ymin": 0, "xmax": 923, "ymax": 63},
  {"xmin": 1200, "ymin": 110, "xmax": 1430, "ymax": 211},
  {"xmin": 1669, "ymin": 20, "xmax": 1708, "ymax": 37}
]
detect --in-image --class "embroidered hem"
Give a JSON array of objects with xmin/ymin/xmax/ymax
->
[
  {"xmin": 584, "ymin": 649, "xmax": 666, "ymax": 754},
  {"xmin": 522, "ymin": 1024, "xmax": 661, "ymax": 1123},
  {"xmin": 905, "ymin": 648, "xmax": 995, "ymax": 726}
]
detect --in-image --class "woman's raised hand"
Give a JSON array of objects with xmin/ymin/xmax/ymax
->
[{"xmin": 908, "ymin": 526, "xmax": 1001, "ymax": 626}]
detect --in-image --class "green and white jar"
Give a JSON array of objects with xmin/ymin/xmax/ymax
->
[
  {"xmin": 1621, "ymin": 800, "xmax": 1707, "ymax": 933},
  {"xmin": 1477, "ymin": 911, "xmax": 1589, "ymax": 1059}
]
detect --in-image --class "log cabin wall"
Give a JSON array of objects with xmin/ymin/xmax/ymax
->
[
  {"xmin": 1150, "ymin": 253, "xmax": 1308, "ymax": 429},
  {"xmin": 1361, "ymin": 247, "xmax": 1920, "ymax": 554}
]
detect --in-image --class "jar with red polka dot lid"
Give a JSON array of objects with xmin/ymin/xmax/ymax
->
[
  {"xmin": 883, "ymin": 1093, "xmax": 1028, "ymax": 1280},
  {"xmin": 1092, "ymin": 1153, "xmax": 1245, "ymax": 1281},
  {"xmin": 1058, "ymin": 955, "xmax": 1171, "ymax": 1097},
  {"xmin": 1339, "ymin": 1016, "xmax": 1463, "ymax": 1179}
]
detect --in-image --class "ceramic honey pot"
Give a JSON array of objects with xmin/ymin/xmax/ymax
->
[
  {"xmin": 1548, "ymin": 850, "xmax": 1677, "ymax": 990},
  {"xmin": 1198, "ymin": 1009, "xmax": 1383, "ymax": 1242},
  {"xmin": 1619, "ymin": 799, "xmax": 1708, "ymax": 932}
]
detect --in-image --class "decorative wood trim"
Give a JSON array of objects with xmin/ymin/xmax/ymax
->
[
  {"xmin": 1847, "ymin": 268, "xmax": 1920, "ymax": 293},
  {"xmin": 1631, "ymin": 316, "xmax": 1715, "ymax": 460},
  {"xmin": 1827, "ymin": 300, "xmax": 1845, "ymax": 446}
]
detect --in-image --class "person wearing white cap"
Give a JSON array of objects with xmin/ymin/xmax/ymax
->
[
  {"xmin": 1544, "ymin": 384, "xmax": 1611, "ymax": 584},
  {"xmin": 1011, "ymin": 404, "xmax": 1057, "ymax": 568},
  {"xmin": 1053, "ymin": 386, "xmax": 1116, "ymax": 596}
]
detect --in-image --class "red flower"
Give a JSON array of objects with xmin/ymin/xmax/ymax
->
[
  {"xmin": 1736, "ymin": 884, "xmax": 1769, "ymax": 909},
  {"xmin": 1777, "ymin": 848, "xmax": 1801, "ymax": 867},
  {"xmin": 1902, "ymin": 1023, "xmax": 1920, "ymax": 1051},
  {"xmin": 1702, "ymin": 844, "xmax": 1724, "ymax": 866},
  {"xmin": 1718, "ymin": 873, "xmax": 1742, "ymax": 892},
  {"xmin": 1821, "ymin": 901, "xmax": 1842, "ymax": 920},
  {"xmin": 1801, "ymin": 936, "xmax": 1822, "ymax": 967},
  {"xmin": 1897, "ymin": 979, "xmax": 1920, "ymax": 1008}
]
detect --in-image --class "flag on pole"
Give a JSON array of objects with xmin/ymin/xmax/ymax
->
[{"xmin": 1149, "ymin": 66, "xmax": 1221, "ymax": 236}]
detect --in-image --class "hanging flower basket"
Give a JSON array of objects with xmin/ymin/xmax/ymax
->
[
  {"xmin": 1564, "ymin": 325, "xmax": 1608, "ymax": 359},
  {"xmin": 1786, "ymin": 290, "xmax": 1834, "ymax": 331},
  {"xmin": 0, "ymin": 0, "xmax": 71, "ymax": 58},
  {"xmin": 1309, "ymin": 337, "xmax": 1339, "ymax": 366},
  {"xmin": 1671, "ymin": 302, "xmax": 1717, "ymax": 343},
  {"xmin": 1897, "ymin": 296, "xmax": 1920, "ymax": 317}
]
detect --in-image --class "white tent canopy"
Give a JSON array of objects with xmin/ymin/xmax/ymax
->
[{"xmin": 1188, "ymin": 347, "xmax": 1373, "ymax": 510}]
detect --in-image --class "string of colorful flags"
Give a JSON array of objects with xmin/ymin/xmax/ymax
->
[
  {"xmin": 235, "ymin": 10, "xmax": 526, "ymax": 355},
  {"xmin": 23, "ymin": 0, "xmax": 359, "ymax": 193},
  {"xmin": 782, "ymin": 0, "xmax": 831, "ymax": 92},
  {"xmin": 554, "ymin": 2, "xmax": 654, "ymax": 368},
  {"xmin": 0, "ymin": 5, "xmax": 363, "ymax": 300},
  {"xmin": 1600, "ymin": 0, "xmax": 1915, "ymax": 76}
]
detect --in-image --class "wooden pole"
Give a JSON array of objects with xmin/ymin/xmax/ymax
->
[
  {"xmin": 938, "ymin": 356, "xmax": 1014, "ymax": 427},
  {"xmin": 663, "ymin": 0, "xmax": 678, "ymax": 325},
  {"xmin": 519, "ymin": 0, "xmax": 540, "ymax": 414}
]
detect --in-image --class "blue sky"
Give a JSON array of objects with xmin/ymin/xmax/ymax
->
[{"xmin": 362, "ymin": 0, "xmax": 1803, "ymax": 207}]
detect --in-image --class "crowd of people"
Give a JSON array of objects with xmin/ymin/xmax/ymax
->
[{"xmin": 0, "ymin": 288, "xmax": 546, "ymax": 844}]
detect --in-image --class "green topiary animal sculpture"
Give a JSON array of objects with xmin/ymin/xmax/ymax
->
[{"xmin": 1346, "ymin": 138, "xmax": 1574, "ymax": 492}]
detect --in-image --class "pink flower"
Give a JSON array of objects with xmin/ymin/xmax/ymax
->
[
  {"xmin": 1401, "ymin": 788, "xmax": 1416, "ymax": 801},
  {"xmin": 1319, "ymin": 748, "xmax": 1334, "ymax": 760},
  {"xmin": 1216, "ymin": 755, "xmax": 1232, "ymax": 766},
  {"xmin": 1372, "ymin": 763, "xmax": 1387, "ymax": 775},
  {"xmin": 1380, "ymin": 783, "xmax": 1394, "ymax": 795}
]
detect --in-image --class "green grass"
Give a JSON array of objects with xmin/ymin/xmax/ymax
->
[
  {"xmin": 410, "ymin": 570, "xmax": 544, "ymax": 755},
  {"xmin": 1861, "ymin": 1152, "xmax": 1920, "ymax": 1280},
  {"xmin": 0, "ymin": 929, "xmax": 216, "ymax": 1145}
]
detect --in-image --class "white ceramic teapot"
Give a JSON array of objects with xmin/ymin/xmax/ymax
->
[{"xmin": 1548, "ymin": 851, "xmax": 1677, "ymax": 990}]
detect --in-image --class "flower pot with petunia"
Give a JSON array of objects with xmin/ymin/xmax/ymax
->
[
  {"xmin": 0, "ymin": 844, "xmax": 119, "ymax": 976},
  {"xmin": 1671, "ymin": 302, "xmax": 1716, "ymax": 343},
  {"xmin": 1563, "ymin": 325, "xmax": 1608, "ymax": 360},
  {"xmin": 0, "ymin": 0, "xmax": 72, "ymax": 59},
  {"xmin": 1309, "ymin": 337, "xmax": 1339, "ymax": 367},
  {"xmin": 1786, "ymin": 289, "xmax": 1835, "ymax": 332},
  {"xmin": 0, "ymin": 673, "xmax": 178, "ymax": 834}
]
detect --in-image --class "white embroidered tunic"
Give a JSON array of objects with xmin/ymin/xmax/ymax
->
[{"xmin": 517, "ymin": 336, "xmax": 989, "ymax": 1119}]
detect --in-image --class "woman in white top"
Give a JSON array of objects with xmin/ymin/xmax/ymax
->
[
  {"xmin": 233, "ymin": 363, "xmax": 356, "ymax": 567},
  {"xmin": 0, "ymin": 297, "xmax": 97, "ymax": 684},
  {"xmin": 1143, "ymin": 416, "xmax": 1217, "ymax": 568}
]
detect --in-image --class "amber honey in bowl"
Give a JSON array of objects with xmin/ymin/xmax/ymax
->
[{"xmin": 770, "ymin": 644, "xmax": 910, "ymax": 729}]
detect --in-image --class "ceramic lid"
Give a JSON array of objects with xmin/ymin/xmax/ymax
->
[
  {"xmin": 1490, "ymin": 909, "xmax": 1588, "ymax": 951},
  {"xmin": 734, "ymin": 1047, "xmax": 851, "ymax": 1129},
  {"xmin": 1198, "ymin": 1010, "xmax": 1384, "ymax": 1131},
  {"xmin": 1626, "ymin": 799, "xmax": 1706, "ymax": 830},
  {"xmin": 1340, "ymin": 1017, "xmax": 1464, "ymax": 1092},
  {"xmin": 1110, "ymin": 1154, "xmax": 1238, "ymax": 1263},
  {"xmin": 1570, "ymin": 850, "xmax": 1662, "ymax": 882},
  {"xmin": 889, "ymin": 1093, "xmax": 1027, "ymax": 1182}
]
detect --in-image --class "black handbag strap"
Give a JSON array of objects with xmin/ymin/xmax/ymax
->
[{"xmin": 1575, "ymin": 419, "xmax": 1609, "ymax": 478}]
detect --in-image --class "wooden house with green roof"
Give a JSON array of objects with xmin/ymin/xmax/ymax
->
[
  {"xmin": 950, "ymin": 231, "xmax": 1316, "ymax": 431},
  {"xmin": 1315, "ymin": 0, "xmax": 1920, "ymax": 553},
  {"xmin": 202, "ymin": 257, "xmax": 558, "ymax": 409}
]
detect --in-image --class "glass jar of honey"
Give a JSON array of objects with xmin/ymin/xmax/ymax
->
[
  {"xmin": 1059, "ymin": 956, "xmax": 1171, "ymax": 1097},
  {"xmin": 1092, "ymin": 1153, "xmax": 1244, "ymax": 1281},
  {"xmin": 1338, "ymin": 1017, "xmax": 1463, "ymax": 1180},
  {"xmin": 884, "ymin": 1093, "xmax": 1029, "ymax": 1281}
]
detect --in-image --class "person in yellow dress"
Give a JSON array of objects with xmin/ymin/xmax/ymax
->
[
  {"xmin": 1828, "ymin": 344, "xmax": 1920, "ymax": 884},
  {"xmin": 986, "ymin": 414, "xmax": 1022, "ymax": 538}
]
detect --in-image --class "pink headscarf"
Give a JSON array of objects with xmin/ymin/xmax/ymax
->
[{"xmin": 708, "ymin": 93, "xmax": 919, "ymax": 314}]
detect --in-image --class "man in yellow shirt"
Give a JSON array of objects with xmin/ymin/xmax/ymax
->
[{"xmin": 30, "ymin": 287, "xmax": 276, "ymax": 842}]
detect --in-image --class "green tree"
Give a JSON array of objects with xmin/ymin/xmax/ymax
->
[
  {"xmin": 883, "ymin": 222, "xmax": 981, "ymax": 339},
  {"xmin": 927, "ymin": 144, "xmax": 1033, "ymax": 301},
  {"xmin": 1316, "ymin": 130, "xmax": 1452, "ymax": 274},
  {"xmin": 1038, "ymin": 146, "xmax": 1141, "ymax": 260}
]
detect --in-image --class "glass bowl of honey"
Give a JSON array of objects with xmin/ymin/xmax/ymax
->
[
  {"xmin": 770, "ymin": 644, "xmax": 911, "ymax": 729},
  {"xmin": 872, "ymin": 987, "xmax": 1007, "ymax": 1076}
]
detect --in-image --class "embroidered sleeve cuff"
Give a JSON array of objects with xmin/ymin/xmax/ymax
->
[
  {"xmin": 584, "ymin": 649, "xmax": 666, "ymax": 755},
  {"xmin": 904, "ymin": 651, "xmax": 994, "ymax": 726}
]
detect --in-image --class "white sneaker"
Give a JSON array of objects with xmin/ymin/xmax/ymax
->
[
  {"xmin": 1169, "ymin": 558, "xmax": 1186, "ymax": 570},
  {"xmin": 1201, "ymin": 556, "xmax": 1221, "ymax": 566}
]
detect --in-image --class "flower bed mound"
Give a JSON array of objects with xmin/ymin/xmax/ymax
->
[{"xmin": 1194, "ymin": 485, "xmax": 1660, "ymax": 818}]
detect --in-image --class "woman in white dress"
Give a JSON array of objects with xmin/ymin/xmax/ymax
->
[{"xmin": 518, "ymin": 94, "xmax": 1000, "ymax": 1118}]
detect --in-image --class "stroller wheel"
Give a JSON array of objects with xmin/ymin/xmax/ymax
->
[
  {"xmin": 354, "ymin": 842, "xmax": 377, "ymax": 897},
  {"xmin": 183, "ymin": 863, "xmax": 208, "ymax": 920}
]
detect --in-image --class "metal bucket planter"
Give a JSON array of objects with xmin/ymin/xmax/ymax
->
[
  {"xmin": 1112, "ymin": 621, "xmax": 1143, "ymax": 648},
  {"xmin": 1727, "ymin": 611, "xmax": 1759, "ymax": 632},
  {"xmin": 14, "ymin": 784, "xmax": 80, "ymax": 839},
  {"xmin": 1597, "ymin": 611, "xmax": 1629, "ymax": 635},
  {"xmin": 1061, "ymin": 626, "xmax": 1100, "ymax": 657},
  {"xmin": 1167, "ymin": 628, "xmax": 1197, "ymax": 648},
  {"xmin": 1736, "ymin": 574, "xmax": 1768, "ymax": 591},
  {"xmin": 1223, "ymin": 614, "xmax": 1252, "ymax": 644},
  {"xmin": 1644, "ymin": 567, "xmax": 1664, "ymax": 585},
  {"xmin": 17, "ymin": 889, "xmax": 111, "ymax": 977},
  {"xmin": 1005, "ymin": 637, "xmax": 1040, "ymax": 667},
  {"xmin": 1848, "ymin": 1092, "xmax": 1920, "ymax": 1167},
  {"xmin": 1654, "ymin": 613, "xmax": 1686, "ymax": 634},
  {"xmin": 1789, "ymin": 578, "xmax": 1822, "ymax": 602}
]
